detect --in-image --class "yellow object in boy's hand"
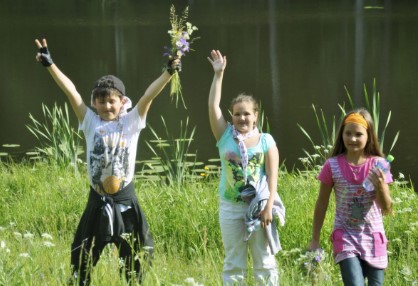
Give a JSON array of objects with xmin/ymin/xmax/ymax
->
[{"xmin": 103, "ymin": 175, "xmax": 121, "ymax": 194}]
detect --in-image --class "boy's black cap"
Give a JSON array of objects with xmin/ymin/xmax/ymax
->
[{"xmin": 93, "ymin": 75, "xmax": 125, "ymax": 96}]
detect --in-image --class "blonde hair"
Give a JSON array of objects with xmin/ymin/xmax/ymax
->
[{"xmin": 230, "ymin": 93, "xmax": 259, "ymax": 113}]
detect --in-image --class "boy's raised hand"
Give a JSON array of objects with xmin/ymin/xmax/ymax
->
[
  {"xmin": 35, "ymin": 38, "xmax": 54, "ymax": 67},
  {"xmin": 165, "ymin": 57, "xmax": 182, "ymax": 75},
  {"xmin": 207, "ymin": 50, "xmax": 227, "ymax": 74}
]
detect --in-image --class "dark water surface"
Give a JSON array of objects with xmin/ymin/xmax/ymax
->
[{"xmin": 1, "ymin": 0, "xmax": 417, "ymax": 186}]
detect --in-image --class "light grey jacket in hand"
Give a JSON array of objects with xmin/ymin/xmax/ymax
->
[{"xmin": 242, "ymin": 176, "xmax": 286, "ymax": 255}]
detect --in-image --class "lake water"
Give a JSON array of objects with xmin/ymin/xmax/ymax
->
[{"xmin": 1, "ymin": 0, "xmax": 417, "ymax": 187}]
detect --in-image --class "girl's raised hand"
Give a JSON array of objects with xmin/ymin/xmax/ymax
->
[
  {"xmin": 207, "ymin": 50, "xmax": 227, "ymax": 74},
  {"xmin": 35, "ymin": 38, "xmax": 54, "ymax": 67}
]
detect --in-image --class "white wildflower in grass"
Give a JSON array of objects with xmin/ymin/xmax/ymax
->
[
  {"xmin": 43, "ymin": 241, "xmax": 55, "ymax": 248},
  {"xmin": 13, "ymin": 231, "xmax": 22, "ymax": 239},
  {"xmin": 19, "ymin": 252, "xmax": 30, "ymax": 258},
  {"xmin": 398, "ymin": 172, "xmax": 405, "ymax": 179},
  {"xmin": 184, "ymin": 277, "xmax": 203, "ymax": 285},
  {"xmin": 23, "ymin": 232, "xmax": 35, "ymax": 239},
  {"xmin": 0, "ymin": 226, "xmax": 5, "ymax": 231},
  {"xmin": 402, "ymin": 207, "xmax": 412, "ymax": 213},
  {"xmin": 401, "ymin": 265, "xmax": 413, "ymax": 281},
  {"xmin": 120, "ymin": 233, "xmax": 132, "ymax": 241},
  {"xmin": 327, "ymin": 145, "xmax": 333, "ymax": 149},
  {"xmin": 127, "ymin": 270, "xmax": 137, "ymax": 279},
  {"xmin": 1, "ymin": 241, "xmax": 5, "ymax": 249},
  {"xmin": 299, "ymin": 157, "xmax": 309, "ymax": 164},
  {"xmin": 41, "ymin": 233, "xmax": 53, "ymax": 240},
  {"xmin": 280, "ymin": 250, "xmax": 290, "ymax": 257},
  {"xmin": 393, "ymin": 197, "xmax": 403, "ymax": 204},
  {"xmin": 314, "ymin": 145, "xmax": 321, "ymax": 150},
  {"xmin": 184, "ymin": 277, "xmax": 196, "ymax": 284},
  {"xmin": 391, "ymin": 238, "xmax": 402, "ymax": 243},
  {"xmin": 290, "ymin": 247, "xmax": 302, "ymax": 253},
  {"xmin": 400, "ymin": 191, "xmax": 410, "ymax": 198},
  {"xmin": 118, "ymin": 258, "xmax": 126, "ymax": 268},
  {"xmin": 408, "ymin": 225, "xmax": 418, "ymax": 232},
  {"xmin": 311, "ymin": 154, "xmax": 320, "ymax": 159}
]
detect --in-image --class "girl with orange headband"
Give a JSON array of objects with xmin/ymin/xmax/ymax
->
[{"xmin": 307, "ymin": 108, "xmax": 392, "ymax": 286}]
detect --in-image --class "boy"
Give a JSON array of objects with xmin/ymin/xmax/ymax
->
[{"xmin": 35, "ymin": 38, "xmax": 181, "ymax": 285}]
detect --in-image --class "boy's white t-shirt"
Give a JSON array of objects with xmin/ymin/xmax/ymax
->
[{"xmin": 80, "ymin": 107, "xmax": 146, "ymax": 195}]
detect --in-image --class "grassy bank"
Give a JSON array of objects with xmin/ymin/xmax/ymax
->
[{"xmin": 0, "ymin": 162, "xmax": 416, "ymax": 285}]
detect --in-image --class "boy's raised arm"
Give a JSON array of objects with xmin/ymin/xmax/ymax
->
[
  {"xmin": 136, "ymin": 58, "xmax": 181, "ymax": 119},
  {"xmin": 35, "ymin": 39, "xmax": 87, "ymax": 122}
]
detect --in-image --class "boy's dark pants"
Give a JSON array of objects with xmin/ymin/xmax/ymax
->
[{"xmin": 70, "ymin": 184, "xmax": 154, "ymax": 286}]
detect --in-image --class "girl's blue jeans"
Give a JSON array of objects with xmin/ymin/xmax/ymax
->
[{"xmin": 339, "ymin": 256, "xmax": 384, "ymax": 286}]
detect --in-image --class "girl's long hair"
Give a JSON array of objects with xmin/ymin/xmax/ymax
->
[{"xmin": 331, "ymin": 108, "xmax": 384, "ymax": 157}]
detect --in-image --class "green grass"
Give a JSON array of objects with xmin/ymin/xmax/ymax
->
[{"xmin": 0, "ymin": 162, "xmax": 416, "ymax": 285}]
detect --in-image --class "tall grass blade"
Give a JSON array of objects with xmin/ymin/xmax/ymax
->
[
  {"xmin": 144, "ymin": 116, "xmax": 198, "ymax": 187},
  {"xmin": 298, "ymin": 79, "xmax": 400, "ymax": 171},
  {"xmin": 26, "ymin": 102, "xmax": 82, "ymax": 170}
]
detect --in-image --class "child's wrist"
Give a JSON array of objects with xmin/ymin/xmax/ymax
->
[
  {"xmin": 214, "ymin": 71, "xmax": 224, "ymax": 78},
  {"xmin": 165, "ymin": 57, "xmax": 182, "ymax": 75}
]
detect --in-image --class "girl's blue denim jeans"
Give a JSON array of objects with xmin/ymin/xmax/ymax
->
[{"xmin": 339, "ymin": 256, "xmax": 384, "ymax": 286}]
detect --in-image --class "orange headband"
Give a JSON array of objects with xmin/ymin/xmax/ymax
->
[{"xmin": 344, "ymin": 113, "xmax": 368, "ymax": 129}]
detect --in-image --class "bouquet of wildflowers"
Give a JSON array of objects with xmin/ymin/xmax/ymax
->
[
  {"xmin": 297, "ymin": 248, "xmax": 329, "ymax": 285},
  {"xmin": 164, "ymin": 5, "xmax": 199, "ymax": 108}
]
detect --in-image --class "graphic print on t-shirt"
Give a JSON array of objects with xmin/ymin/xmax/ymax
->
[
  {"xmin": 90, "ymin": 126, "xmax": 129, "ymax": 195},
  {"xmin": 345, "ymin": 188, "xmax": 372, "ymax": 227},
  {"xmin": 348, "ymin": 189, "xmax": 365, "ymax": 226},
  {"xmin": 224, "ymin": 151, "xmax": 263, "ymax": 201}
]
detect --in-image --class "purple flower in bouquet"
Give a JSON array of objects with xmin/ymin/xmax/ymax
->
[
  {"xmin": 176, "ymin": 35, "xmax": 190, "ymax": 55},
  {"xmin": 314, "ymin": 252, "xmax": 322, "ymax": 263},
  {"xmin": 298, "ymin": 248, "xmax": 329, "ymax": 285}
]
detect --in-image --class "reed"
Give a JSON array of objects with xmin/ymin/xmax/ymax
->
[
  {"xmin": 142, "ymin": 116, "xmax": 200, "ymax": 188},
  {"xmin": 298, "ymin": 80, "xmax": 400, "ymax": 171},
  {"xmin": 26, "ymin": 102, "xmax": 83, "ymax": 170}
]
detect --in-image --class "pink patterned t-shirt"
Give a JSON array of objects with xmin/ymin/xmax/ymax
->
[{"xmin": 318, "ymin": 154, "xmax": 393, "ymax": 269}]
